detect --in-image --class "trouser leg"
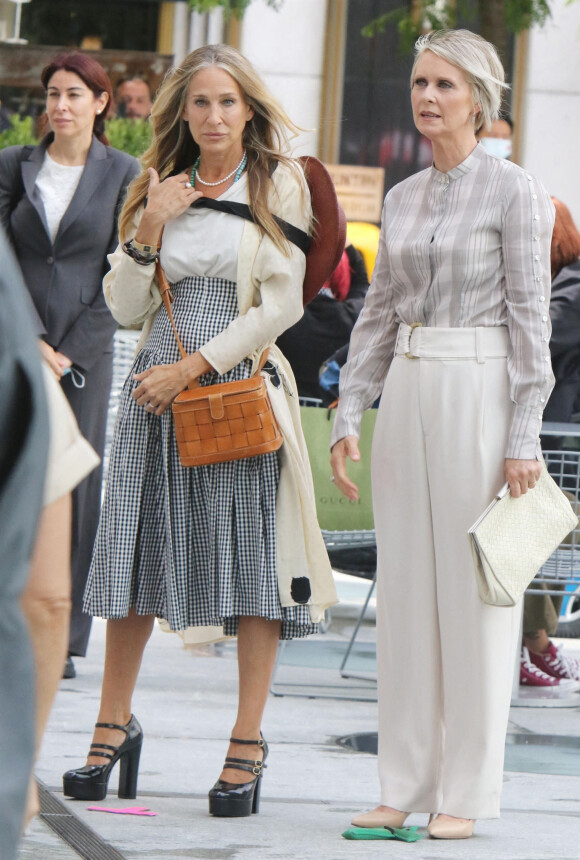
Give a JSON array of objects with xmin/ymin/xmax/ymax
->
[
  {"xmin": 373, "ymin": 357, "xmax": 443, "ymax": 813},
  {"xmin": 64, "ymin": 351, "xmax": 113, "ymax": 658},
  {"xmin": 424, "ymin": 357, "xmax": 520, "ymax": 818}
]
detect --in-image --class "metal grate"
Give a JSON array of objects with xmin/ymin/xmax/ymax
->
[
  {"xmin": 37, "ymin": 780, "xmax": 127, "ymax": 860},
  {"xmin": 528, "ymin": 444, "xmax": 580, "ymax": 597}
]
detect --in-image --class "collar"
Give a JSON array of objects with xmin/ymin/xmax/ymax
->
[
  {"xmin": 430, "ymin": 141, "xmax": 484, "ymax": 184},
  {"xmin": 26, "ymin": 132, "xmax": 107, "ymax": 164}
]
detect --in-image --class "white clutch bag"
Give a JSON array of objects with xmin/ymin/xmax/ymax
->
[{"xmin": 468, "ymin": 464, "xmax": 578, "ymax": 606}]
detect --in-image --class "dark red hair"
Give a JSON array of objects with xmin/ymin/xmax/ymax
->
[
  {"xmin": 551, "ymin": 198, "xmax": 580, "ymax": 279},
  {"xmin": 41, "ymin": 52, "xmax": 113, "ymax": 145}
]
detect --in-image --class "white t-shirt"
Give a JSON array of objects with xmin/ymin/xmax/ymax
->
[
  {"xmin": 35, "ymin": 153, "xmax": 84, "ymax": 243},
  {"xmin": 160, "ymin": 174, "xmax": 247, "ymax": 284}
]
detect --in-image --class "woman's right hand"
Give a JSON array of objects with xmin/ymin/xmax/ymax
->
[
  {"xmin": 330, "ymin": 435, "xmax": 361, "ymax": 501},
  {"xmin": 135, "ymin": 168, "xmax": 203, "ymax": 244}
]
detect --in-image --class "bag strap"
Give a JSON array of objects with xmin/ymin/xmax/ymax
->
[
  {"xmin": 155, "ymin": 257, "xmax": 269, "ymax": 389},
  {"xmin": 191, "ymin": 197, "xmax": 311, "ymax": 256},
  {"xmin": 156, "ymin": 258, "xmax": 188, "ymax": 360}
]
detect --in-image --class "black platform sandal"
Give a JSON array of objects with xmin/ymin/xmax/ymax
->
[
  {"xmin": 208, "ymin": 735, "xmax": 268, "ymax": 817},
  {"xmin": 62, "ymin": 715, "xmax": 143, "ymax": 801}
]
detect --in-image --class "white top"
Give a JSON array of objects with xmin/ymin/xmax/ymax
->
[
  {"xmin": 160, "ymin": 174, "xmax": 247, "ymax": 283},
  {"xmin": 104, "ymin": 161, "xmax": 311, "ymax": 374},
  {"xmin": 35, "ymin": 153, "xmax": 84, "ymax": 243},
  {"xmin": 331, "ymin": 144, "xmax": 556, "ymax": 460}
]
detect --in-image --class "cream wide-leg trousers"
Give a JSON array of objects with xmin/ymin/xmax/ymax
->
[{"xmin": 372, "ymin": 325, "xmax": 522, "ymax": 820}]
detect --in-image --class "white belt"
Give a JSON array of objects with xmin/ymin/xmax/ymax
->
[{"xmin": 394, "ymin": 324, "xmax": 510, "ymax": 364}]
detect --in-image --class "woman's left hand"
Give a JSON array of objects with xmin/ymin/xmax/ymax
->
[
  {"xmin": 504, "ymin": 458, "xmax": 542, "ymax": 498},
  {"xmin": 54, "ymin": 351, "xmax": 72, "ymax": 371},
  {"xmin": 133, "ymin": 363, "xmax": 189, "ymax": 415}
]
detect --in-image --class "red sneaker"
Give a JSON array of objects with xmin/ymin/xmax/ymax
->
[
  {"xmin": 520, "ymin": 647, "xmax": 580, "ymax": 690},
  {"xmin": 528, "ymin": 641, "xmax": 580, "ymax": 683}
]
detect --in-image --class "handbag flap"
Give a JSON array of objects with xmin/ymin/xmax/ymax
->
[
  {"xmin": 469, "ymin": 464, "xmax": 578, "ymax": 604},
  {"xmin": 173, "ymin": 376, "xmax": 266, "ymax": 411}
]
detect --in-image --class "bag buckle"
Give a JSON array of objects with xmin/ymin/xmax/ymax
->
[{"xmin": 405, "ymin": 322, "xmax": 423, "ymax": 359}]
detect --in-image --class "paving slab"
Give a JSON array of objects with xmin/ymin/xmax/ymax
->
[{"xmin": 18, "ymin": 586, "xmax": 580, "ymax": 860}]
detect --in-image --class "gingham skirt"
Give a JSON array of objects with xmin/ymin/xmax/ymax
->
[{"xmin": 84, "ymin": 275, "xmax": 316, "ymax": 639}]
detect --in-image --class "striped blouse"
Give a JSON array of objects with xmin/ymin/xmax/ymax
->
[{"xmin": 331, "ymin": 143, "xmax": 555, "ymax": 460}]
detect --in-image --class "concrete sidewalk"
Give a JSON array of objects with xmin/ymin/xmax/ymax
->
[{"xmin": 19, "ymin": 595, "xmax": 580, "ymax": 860}]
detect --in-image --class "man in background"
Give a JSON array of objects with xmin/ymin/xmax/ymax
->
[
  {"xmin": 478, "ymin": 115, "xmax": 513, "ymax": 160},
  {"xmin": 115, "ymin": 75, "xmax": 153, "ymax": 119}
]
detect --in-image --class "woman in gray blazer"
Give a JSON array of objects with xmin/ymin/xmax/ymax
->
[{"xmin": 0, "ymin": 52, "xmax": 140, "ymax": 674}]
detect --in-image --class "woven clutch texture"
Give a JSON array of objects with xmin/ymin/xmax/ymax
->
[
  {"xmin": 172, "ymin": 375, "xmax": 283, "ymax": 468},
  {"xmin": 468, "ymin": 464, "xmax": 579, "ymax": 606}
]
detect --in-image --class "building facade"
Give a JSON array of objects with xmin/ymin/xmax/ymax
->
[{"xmin": 1, "ymin": 0, "xmax": 579, "ymax": 221}]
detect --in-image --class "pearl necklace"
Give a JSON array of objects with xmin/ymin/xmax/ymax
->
[{"xmin": 190, "ymin": 151, "xmax": 247, "ymax": 187}]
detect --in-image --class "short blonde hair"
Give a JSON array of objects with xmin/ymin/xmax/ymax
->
[{"xmin": 411, "ymin": 29, "xmax": 508, "ymax": 135}]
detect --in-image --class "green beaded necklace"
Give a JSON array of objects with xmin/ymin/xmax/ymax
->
[{"xmin": 190, "ymin": 151, "xmax": 247, "ymax": 188}]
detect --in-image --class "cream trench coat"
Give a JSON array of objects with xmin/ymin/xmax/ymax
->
[{"xmin": 103, "ymin": 162, "xmax": 337, "ymax": 623}]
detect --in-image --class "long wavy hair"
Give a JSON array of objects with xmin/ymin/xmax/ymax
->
[
  {"xmin": 41, "ymin": 52, "xmax": 113, "ymax": 145},
  {"xmin": 120, "ymin": 44, "xmax": 303, "ymax": 250},
  {"xmin": 551, "ymin": 198, "xmax": 580, "ymax": 279}
]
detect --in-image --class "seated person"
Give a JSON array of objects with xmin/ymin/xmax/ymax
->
[{"xmin": 276, "ymin": 244, "xmax": 368, "ymax": 400}]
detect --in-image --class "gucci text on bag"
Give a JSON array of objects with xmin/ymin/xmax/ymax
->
[{"xmin": 468, "ymin": 464, "xmax": 579, "ymax": 607}]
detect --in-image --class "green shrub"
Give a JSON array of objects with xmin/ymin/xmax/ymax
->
[
  {"xmin": 105, "ymin": 118, "xmax": 152, "ymax": 158},
  {"xmin": 0, "ymin": 116, "xmax": 38, "ymax": 148},
  {"xmin": 0, "ymin": 116, "xmax": 152, "ymax": 158}
]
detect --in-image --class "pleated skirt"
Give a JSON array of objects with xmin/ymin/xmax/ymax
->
[{"xmin": 84, "ymin": 275, "xmax": 316, "ymax": 639}]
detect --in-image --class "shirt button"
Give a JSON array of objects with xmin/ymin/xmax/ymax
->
[
  {"xmin": 534, "ymin": 214, "xmax": 540, "ymax": 221},
  {"xmin": 543, "ymin": 337, "xmax": 548, "ymax": 342},
  {"xmin": 527, "ymin": 175, "xmax": 533, "ymax": 181},
  {"xmin": 539, "ymin": 295, "xmax": 545, "ymax": 301},
  {"xmin": 532, "ymin": 193, "xmax": 538, "ymax": 199},
  {"xmin": 47, "ymin": 256, "xmax": 54, "ymax": 264},
  {"xmin": 542, "ymin": 315, "xmax": 548, "ymax": 322},
  {"xmin": 540, "ymin": 398, "xmax": 546, "ymax": 403},
  {"xmin": 545, "ymin": 356, "xmax": 550, "ymax": 362},
  {"xmin": 535, "ymin": 255, "xmax": 541, "ymax": 261},
  {"xmin": 534, "ymin": 235, "xmax": 540, "ymax": 241}
]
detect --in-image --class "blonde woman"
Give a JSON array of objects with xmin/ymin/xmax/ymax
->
[
  {"xmin": 63, "ymin": 44, "xmax": 336, "ymax": 817},
  {"xmin": 331, "ymin": 30, "xmax": 554, "ymax": 839}
]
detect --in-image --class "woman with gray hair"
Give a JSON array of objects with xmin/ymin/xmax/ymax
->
[{"xmin": 331, "ymin": 29, "xmax": 554, "ymax": 839}]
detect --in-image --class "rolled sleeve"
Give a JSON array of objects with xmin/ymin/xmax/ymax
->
[
  {"xmin": 201, "ymin": 239, "xmax": 305, "ymax": 374},
  {"xmin": 103, "ymin": 208, "xmax": 162, "ymax": 328}
]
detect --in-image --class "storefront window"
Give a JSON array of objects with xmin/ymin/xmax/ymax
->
[
  {"xmin": 339, "ymin": 1, "xmax": 513, "ymax": 194},
  {"xmin": 21, "ymin": 0, "xmax": 160, "ymax": 52}
]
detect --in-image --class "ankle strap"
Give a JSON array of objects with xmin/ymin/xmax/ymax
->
[
  {"xmin": 229, "ymin": 736, "xmax": 265, "ymax": 747},
  {"xmin": 95, "ymin": 718, "xmax": 132, "ymax": 734}
]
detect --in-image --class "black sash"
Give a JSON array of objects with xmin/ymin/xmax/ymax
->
[{"xmin": 191, "ymin": 197, "xmax": 311, "ymax": 256}]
